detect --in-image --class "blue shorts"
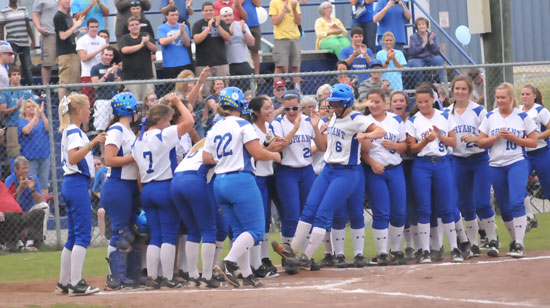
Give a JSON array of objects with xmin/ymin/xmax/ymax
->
[
  {"xmin": 62, "ymin": 173, "xmax": 92, "ymax": 249},
  {"xmin": 490, "ymin": 160, "xmax": 528, "ymax": 222},
  {"xmin": 141, "ymin": 180, "xmax": 180, "ymax": 246}
]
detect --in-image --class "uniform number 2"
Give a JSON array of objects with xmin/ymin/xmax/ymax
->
[
  {"xmin": 143, "ymin": 151, "xmax": 154, "ymax": 174},
  {"xmin": 214, "ymin": 133, "xmax": 234, "ymax": 158}
]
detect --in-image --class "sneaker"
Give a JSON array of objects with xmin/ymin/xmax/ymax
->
[
  {"xmin": 487, "ymin": 240, "xmax": 500, "ymax": 257},
  {"xmin": 310, "ymin": 258, "xmax": 322, "ymax": 271},
  {"xmin": 390, "ymin": 251, "xmax": 407, "ymax": 265},
  {"xmin": 281, "ymin": 258, "xmax": 299, "ymax": 275},
  {"xmin": 271, "ymin": 241, "xmax": 298, "ymax": 265},
  {"xmin": 451, "ymin": 248, "xmax": 464, "ymax": 263},
  {"xmin": 354, "ymin": 253, "xmax": 371, "ymax": 267},
  {"xmin": 430, "ymin": 250, "xmax": 443, "ymax": 262},
  {"xmin": 376, "ymin": 253, "xmax": 390, "ymax": 266},
  {"xmin": 187, "ymin": 276, "xmax": 201, "ymax": 287},
  {"xmin": 145, "ymin": 277, "xmax": 161, "ymax": 290},
  {"xmin": 335, "ymin": 254, "xmax": 350, "ymax": 268},
  {"xmin": 253, "ymin": 264, "xmax": 269, "ymax": 278},
  {"xmin": 506, "ymin": 240, "xmax": 516, "ymax": 256},
  {"xmin": 414, "ymin": 249, "xmax": 423, "ymax": 263},
  {"xmin": 242, "ymin": 274, "xmax": 263, "ymax": 288},
  {"xmin": 419, "ymin": 250, "xmax": 431, "ymax": 264},
  {"xmin": 161, "ymin": 278, "xmax": 183, "ymax": 289},
  {"xmin": 200, "ymin": 276, "xmax": 221, "ymax": 288},
  {"xmin": 509, "ymin": 243, "xmax": 526, "ymax": 258},
  {"xmin": 174, "ymin": 270, "xmax": 190, "ymax": 283},
  {"xmin": 261, "ymin": 258, "xmax": 278, "ymax": 273},
  {"xmin": 68, "ymin": 279, "xmax": 100, "ymax": 296},
  {"xmin": 459, "ymin": 241, "xmax": 472, "ymax": 259},
  {"xmin": 479, "ymin": 237, "xmax": 490, "ymax": 250},
  {"xmin": 319, "ymin": 253, "xmax": 336, "ymax": 268},
  {"xmin": 217, "ymin": 261, "xmax": 240, "ymax": 288},
  {"xmin": 55, "ymin": 282, "xmax": 69, "ymax": 295},
  {"xmin": 470, "ymin": 244, "xmax": 481, "ymax": 257},
  {"xmin": 404, "ymin": 247, "xmax": 415, "ymax": 261},
  {"xmin": 296, "ymin": 253, "xmax": 312, "ymax": 270}
]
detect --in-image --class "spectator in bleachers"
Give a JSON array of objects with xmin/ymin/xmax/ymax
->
[
  {"xmin": 119, "ymin": 16, "xmax": 157, "ymax": 102},
  {"xmin": 98, "ymin": 30, "xmax": 122, "ymax": 65},
  {"xmin": 32, "ymin": 0, "xmax": 58, "ymax": 85},
  {"xmin": 76, "ymin": 18, "xmax": 108, "ymax": 105},
  {"xmin": 0, "ymin": 43, "xmax": 13, "ymax": 87},
  {"xmin": 332, "ymin": 60, "xmax": 359, "ymax": 97},
  {"xmin": 301, "ymin": 95, "xmax": 317, "ymax": 116},
  {"xmin": 5, "ymin": 156, "xmax": 50, "ymax": 249},
  {"xmin": 467, "ymin": 68, "xmax": 485, "ymax": 106},
  {"xmin": 192, "ymin": 2, "xmax": 231, "ymax": 97},
  {"xmin": 0, "ymin": 127, "xmax": 7, "ymax": 179},
  {"xmin": 200, "ymin": 79, "xmax": 225, "ymax": 132},
  {"xmin": 373, "ymin": 0, "xmax": 411, "ymax": 51},
  {"xmin": 221, "ymin": 7, "xmax": 255, "ymax": 83},
  {"xmin": 0, "ymin": 179, "xmax": 44, "ymax": 252},
  {"xmin": 214, "ymin": 0, "xmax": 243, "ymax": 20},
  {"xmin": 121, "ymin": 1, "xmax": 155, "ymax": 39},
  {"xmin": 339, "ymin": 27, "xmax": 374, "ymax": 83},
  {"xmin": 161, "ymin": 0, "xmax": 194, "ymax": 23},
  {"xmin": 350, "ymin": 0, "xmax": 376, "ymax": 52},
  {"xmin": 408, "ymin": 17, "xmax": 444, "ymax": 85},
  {"xmin": 376, "ymin": 31, "xmax": 406, "ymax": 90},
  {"xmin": 54, "ymin": 0, "xmax": 84, "ymax": 100},
  {"xmin": 18, "ymin": 99, "xmax": 50, "ymax": 195},
  {"xmin": 143, "ymin": 92, "xmax": 159, "ymax": 113},
  {"xmin": 357, "ymin": 60, "xmax": 392, "ymax": 101},
  {"xmin": 315, "ymin": 2, "xmax": 350, "ymax": 58},
  {"xmin": 0, "ymin": 0, "xmax": 36, "ymax": 85},
  {"xmin": 270, "ymin": 0, "xmax": 302, "ymax": 91},
  {"xmin": 115, "ymin": 0, "xmax": 151, "ymax": 42},
  {"xmin": 158, "ymin": 6, "xmax": 192, "ymax": 80},
  {"xmin": 91, "ymin": 47, "xmax": 122, "ymax": 132},
  {"xmin": 241, "ymin": 0, "xmax": 262, "ymax": 76},
  {"xmin": 0, "ymin": 66, "xmax": 34, "ymax": 173},
  {"xmin": 316, "ymin": 83, "xmax": 331, "ymax": 102},
  {"xmin": 91, "ymin": 156, "xmax": 107, "ymax": 240},
  {"xmin": 271, "ymin": 80, "xmax": 286, "ymax": 116},
  {"xmin": 72, "ymin": 0, "xmax": 110, "ymax": 36}
]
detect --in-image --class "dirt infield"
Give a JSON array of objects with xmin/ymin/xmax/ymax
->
[{"xmin": 2, "ymin": 251, "xmax": 550, "ymax": 308}]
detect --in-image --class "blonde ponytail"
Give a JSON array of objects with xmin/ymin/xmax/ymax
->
[{"xmin": 58, "ymin": 94, "xmax": 90, "ymax": 132}]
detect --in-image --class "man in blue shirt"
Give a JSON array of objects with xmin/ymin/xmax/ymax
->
[
  {"xmin": 241, "ymin": 0, "xmax": 261, "ymax": 75},
  {"xmin": 158, "ymin": 6, "xmax": 192, "ymax": 79},
  {"xmin": 4, "ymin": 156, "xmax": 50, "ymax": 248},
  {"xmin": 72, "ymin": 0, "xmax": 110, "ymax": 36},
  {"xmin": 339, "ymin": 27, "xmax": 374, "ymax": 83},
  {"xmin": 0, "ymin": 67, "xmax": 33, "ymax": 172}
]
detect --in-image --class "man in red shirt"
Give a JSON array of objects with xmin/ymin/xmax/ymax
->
[
  {"xmin": 213, "ymin": 0, "xmax": 245, "ymax": 20},
  {"xmin": 0, "ymin": 181, "xmax": 44, "ymax": 252}
]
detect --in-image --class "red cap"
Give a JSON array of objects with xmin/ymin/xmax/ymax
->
[{"xmin": 273, "ymin": 80, "xmax": 286, "ymax": 89}]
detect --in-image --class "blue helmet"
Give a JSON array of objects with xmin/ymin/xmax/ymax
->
[
  {"xmin": 326, "ymin": 83, "xmax": 354, "ymax": 108},
  {"xmin": 219, "ymin": 87, "xmax": 247, "ymax": 112},
  {"xmin": 111, "ymin": 92, "xmax": 141, "ymax": 116}
]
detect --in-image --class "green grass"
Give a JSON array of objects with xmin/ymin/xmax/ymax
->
[{"xmin": 1, "ymin": 213, "xmax": 549, "ymax": 284}]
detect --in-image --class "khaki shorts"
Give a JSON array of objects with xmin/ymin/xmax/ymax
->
[
  {"xmin": 6, "ymin": 126, "xmax": 20, "ymax": 158},
  {"xmin": 196, "ymin": 64, "xmax": 229, "ymax": 97},
  {"xmin": 125, "ymin": 83, "xmax": 155, "ymax": 103},
  {"xmin": 57, "ymin": 53, "xmax": 81, "ymax": 85},
  {"xmin": 41, "ymin": 34, "xmax": 57, "ymax": 67},
  {"xmin": 273, "ymin": 39, "xmax": 301, "ymax": 68},
  {"xmin": 248, "ymin": 26, "xmax": 262, "ymax": 52}
]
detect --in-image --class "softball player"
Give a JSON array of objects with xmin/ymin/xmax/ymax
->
[
  {"xmin": 171, "ymin": 139, "xmax": 221, "ymax": 288},
  {"xmin": 273, "ymin": 84, "xmax": 385, "ymax": 271},
  {"xmin": 101, "ymin": 93, "xmax": 142, "ymax": 289},
  {"xmin": 448, "ymin": 76, "xmax": 497, "ymax": 257},
  {"xmin": 132, "ymin": 93, "xmax": 194, "ymax": 288},
  {"xmin": 56, "ymin": 94, "xmax": 105, "ymax": 296},
  {"xmin": 389, "ymin": 91, "xmax": 419, "ymax": 260},
  {"xmin": 203, "ymin": 87, "xmax": 281, "ymax": 288},
  {"xmin": 362, "ymin": 89, "xmax": 407, "ymax": 266},
  {"xmin": 521, "ymin": 85, "xmax": 550, "ymax": 198},
  {"xmin": 272, "ymin": 91, "xmax": 326, "ymax": 254},
  {"xmin": 406, "ymin": 85, "xmax": 463, "ymax": 263},
  {"xmin": 478, "ymin": 82, "xmax": 537, "ymax": 258},
  {"xmin": 249, "ymin": 95, "xmax": 286, "ymax": 278}
]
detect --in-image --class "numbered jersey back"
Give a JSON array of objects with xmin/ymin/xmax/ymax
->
[
  {"xmin": 132, "ymin": 126, "xmax": 180, "ymax": 183},
  {"xmin": 204, "ymin": 116, "xmax": 259, "ymax": 174}
]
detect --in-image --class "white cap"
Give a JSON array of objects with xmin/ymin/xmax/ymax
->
[
  {"xmin": 0, "ymin": 44, "xmax": 14, "ymax": 54},
  {"xmin": 220, "ymin": 6, "xmax": 233, "ymax": 16}
]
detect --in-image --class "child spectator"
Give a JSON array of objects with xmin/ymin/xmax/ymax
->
[
  {"xmin": 339, "ymin": 27, "xmax": 374, "ymax": 83},
  {"xmin": 357, "ymin": 60, "xmax": 393, "ymax": 101}
]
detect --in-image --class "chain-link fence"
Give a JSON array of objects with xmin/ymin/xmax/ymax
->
[{"xmin": 1, "ymin": 61, "xmax": 550, "ymax": 253}]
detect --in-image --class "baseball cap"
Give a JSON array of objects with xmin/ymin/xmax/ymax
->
[
  {"xmin": 273, "ymin": 80, "xmax": 286, "ymax": 89},
  {"xmin": 369, "ymin": 60, "xmax": 383, "ymax": 68},
  {"xmin": 220, "ymin": 6, "xmax": 233, "ymax": 15},
  {"xmin": 0, "ymin": 44, "xmax": 14, "ymax": 54}
]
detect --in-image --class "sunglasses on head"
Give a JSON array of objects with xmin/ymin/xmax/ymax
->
[
  {"xmin": 284, "ymin": 106, "xmax": 300, "ymax": 112},
  {"xmin": 130, "ymin": 1, "xmax": 141, "ymax": 5}
]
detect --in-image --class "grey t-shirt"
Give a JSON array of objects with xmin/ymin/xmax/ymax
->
[
  {"xmin": 226, "ymin": 21, "xmax": 251, "ymax": 65},
  {"xmin": 0, "ymin": 65, "xmax": 9, "ymax": 88},
  {"xmin": 32, "ymin": 0, "xmax": 59, "ymax": 34}
]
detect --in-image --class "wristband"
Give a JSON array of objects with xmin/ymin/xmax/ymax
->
[{"xmin": 88, "ymin": 143, "xmax": 93, "ymax": 151}]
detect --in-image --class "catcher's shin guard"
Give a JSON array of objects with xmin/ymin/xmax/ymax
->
[{"xmin": 106, "ymin": 251, "xmax": 136, "ymax": 289}]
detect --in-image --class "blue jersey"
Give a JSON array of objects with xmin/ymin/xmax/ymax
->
[{"xmin": 204, "ymin": 116, "xmax": 259, "ymax": 174}]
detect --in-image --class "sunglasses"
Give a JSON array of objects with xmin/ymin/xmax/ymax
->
[
  {"xmin": 284, "ymin": 106, "xmax": 300, "ymax": 112},
  {"xmin": 130, "ymin": 1, "xmax": 141, "ymax": 5}
]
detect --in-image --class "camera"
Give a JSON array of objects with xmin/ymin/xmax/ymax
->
[{"xmin": 393, "ymin": 0, "xmax": 399, "ymax": 4}]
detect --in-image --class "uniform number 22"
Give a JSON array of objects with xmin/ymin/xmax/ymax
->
[{"xmin": 214, "ymin": 133, "xmax": 234, "ymax": 158}]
